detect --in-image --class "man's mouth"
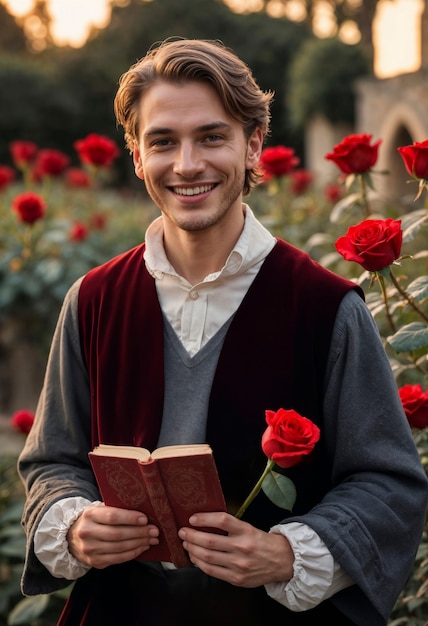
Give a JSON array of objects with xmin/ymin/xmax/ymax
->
[{"xmin": 172, "ymin": 184, "xmax": 216, "ymax": 196}]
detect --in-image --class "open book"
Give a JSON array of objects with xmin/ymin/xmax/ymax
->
[{"xmin": 89, "ymin": 443, "xmax": 226, "ymax": 568}]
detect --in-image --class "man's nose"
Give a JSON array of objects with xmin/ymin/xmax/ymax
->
[{"xmin": 173, "ymin": 142, "xmax": 205, "ymax": 177}]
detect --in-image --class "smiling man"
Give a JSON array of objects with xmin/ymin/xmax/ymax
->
[{"xmin": 18, "ymin": 38, "xmax": 428, "ymax": 626}]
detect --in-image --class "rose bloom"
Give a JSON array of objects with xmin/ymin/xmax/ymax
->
[
  {"xmin": 290, "ymin": 169, "xmax": 313, "ymax": 195},
  {"xmin": 89, "ymin": 212, "xmax": 107, "ymax": 230},
  {"xmin": 399, "ymin": 384, "xmax": 428, "ymax": 429},
  {"xmin": 335, "ymin": 217, "xmax": 402, "ymax": 272},
  {"xmin": 0, "ymin": 165, "xmax": 16, "ymax": 191},
  {"xmin": 12, "ymin": 191, "xmax": 46, "ymax": 224},
  {"xmin": 74, "ymin": 133, "xmax": 120, "ymax": 168},
  {"xmin": 324, "ymin": 182, "xmax": 343, "ymax": 204},
  {"xmin": 261, "ymin": 408, "xmax": 320, "ymax": 469},
  {"xmin": 398, "ymin": 139, "xmax": 428, "ymax": 180},
  {"xmin": 33, "ymin": 149, "xmax": 70, "ymax": 178},
  {"xmin": 65, "ymin": 167, "xmax": 92, "ymax": 188},
  {"xmin": 10, "ymin": 140, "xmax": 38, "ymax": 168},
  {"xmin": 259, "ymin": 145, "xmax": 300, "ymax": 178},
  {"xmin": 11, "ymin": 409, "xmax": 35, "ymax": 435},
  {"xmin": 325, "ymin": 133, "xmax": 382, "ymax": 175},
  {"xmin": 70, "ymin": 221, "xmax": 89, "ymax": 241}
]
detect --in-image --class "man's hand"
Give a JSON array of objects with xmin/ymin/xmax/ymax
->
[
  {"xmin": 67, "ymin": 504, "xmax": 160, "ymax": 569},
  {"xmin": 178, "ymin": 512, "xmax": 294, "ymax": 587}
]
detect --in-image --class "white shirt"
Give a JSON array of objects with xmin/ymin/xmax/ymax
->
[{"xmin": 34, "ymin": 205, "xmax": 353, "ymax": 611}]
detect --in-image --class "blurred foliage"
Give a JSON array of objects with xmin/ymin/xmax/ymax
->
[
  {"xmin": 0, "ymin": 0, "xmax": 374, "ymax": 182},
  {"xmin": 287, "ymin": 37, "xmax": 370, "ymax": 131}
]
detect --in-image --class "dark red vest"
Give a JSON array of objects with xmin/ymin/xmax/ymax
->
[{"xmin": 78, "ymin": 239, "xmax": 362, "ymax": 526}]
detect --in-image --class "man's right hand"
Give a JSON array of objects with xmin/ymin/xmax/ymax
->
[{"xmin": 67, "ymin": 504, "xmax": 160, "ymax": 569}]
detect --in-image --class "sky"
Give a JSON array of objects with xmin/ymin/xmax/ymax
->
[{"xmin": 1, "ymin": 0, "xmax": 425, "ymax": 78}]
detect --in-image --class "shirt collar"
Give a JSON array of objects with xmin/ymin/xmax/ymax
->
[{"xmin": 144, "ymin": 204, "xmax": 276, "ymax": 283}]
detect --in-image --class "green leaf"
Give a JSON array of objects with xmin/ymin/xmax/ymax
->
[
  {"xmin": 406, "ymin": 276, "xmax": 428, "ymax": 302},
  {"xmin": 400, "ymin": 208, "xmax": 428, "ymax": 243},
  {"xmin": 261, "ymin": 471, "xmax": 296, "ymax": 511},
  {"xmin": 329, "ymin": 192, "xmax": 361, "ymax": 223},
  {"xmin": 388, "ymin": 322, "xmax": 428, "ymax": 353},
  {"xmin": 7, "ymin": 594, "xmax": 49, "ymax": 625}
]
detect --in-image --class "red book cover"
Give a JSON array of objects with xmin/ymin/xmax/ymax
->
[{"xmin": 88, "ymin": 443, "xmax": 226, "ymax": 568}]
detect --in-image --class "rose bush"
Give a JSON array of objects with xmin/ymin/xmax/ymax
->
[{"xmin": 249, "ymin": 135, "xmax": 428, "ymax": 625}]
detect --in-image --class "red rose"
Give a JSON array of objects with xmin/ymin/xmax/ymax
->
[
  {"xmin": 399, "ymin": 384, "xmax": 428, "ymax": 429},
  {"xmin": 398, "ymin": 140, "xmax": 428, "ymax": 180},
  {"xmin": 11, "ymin": 409, "xmax": 35, "ymax": 435},
  {"xmin": 74, "ymin": 133, "xmax": 120, "ymax": 168},
  {"xmin": 259, "ymin": 146, "xmax": 300, "ymax": 178},
  {"xmin": 324, "ymin": 182, "xmax": 343, "ymax": 204},
  {"xmin": 0, "ymin": 165, "xmax": 16, "ymax": 191},
  {"xmin": 261, "ymin": 408, "xmax": 320, "ymax": 469},
  {"xmin": 70, "ymin": 221, "xmax": 89, "ymax": 241},
  {"xmin": 325, "ymin": 133, "xmax": 381, "ymax": 175},
  {"xmin": 33, "ymin": 149, "xmax": 70, "ymax": 178},
  {"xmin": 10, "ymin": 140, "xmax": 38, "ymax": 168},
  {"xmin": 65, "ymin": 167, "xmax": 92, "ymax": 188},
  {"xmin": 12, "ymin": 192, "xmax": 46, "ymax": 224},
  {"xmin": 290, "ymin": 169, "xmax": 313, "ymax": 195},
  {"xmin": 89, "ymin": 212, "xmax": 107, "ymax": 230},
  {"xmin": 335, "ymin": 218, "xmax": 402, "ymax": 272}
]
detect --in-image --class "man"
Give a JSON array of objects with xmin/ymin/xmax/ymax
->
[{"xmin": 19, "ymin": 38, "xmax": 427, "ymax": 625}]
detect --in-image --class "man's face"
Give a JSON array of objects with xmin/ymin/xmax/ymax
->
[{"xmin": 133, "ymin": 80, "xmax": 262, "ymax": 235}]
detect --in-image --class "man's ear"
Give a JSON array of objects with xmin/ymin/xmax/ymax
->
[
  {"xmin": 133, "ymin": 145, "xmax": 144, "ymax": 180},
  {"xmin": 245, "ymin": 127, "xmax": 263, "ymax": 170}
]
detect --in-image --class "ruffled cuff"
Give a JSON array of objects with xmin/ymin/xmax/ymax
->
[
  {"xmin": 265, "ymin": 522, "xmax": 354, "ymax": 612},
  {"xmin": 34, "ymin": 496, "xmax": 102, "ymax": 580}
]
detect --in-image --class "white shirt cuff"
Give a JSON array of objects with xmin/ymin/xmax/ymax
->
[
  {"xmin": 265, "ymin": 522, "xmax": 354, "ymax": 611},
  {"xmin": 34, "ymin": 496, "xmax": 101, "ymax": 580}
]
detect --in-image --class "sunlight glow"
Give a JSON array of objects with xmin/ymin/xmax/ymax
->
[
  {"xmin": 2, "ymin": 0, "xmax": 425, "ymax": 77},
  {"xmin": 373, "ymin": 0, "xmax": 423, "ymax": 78}
]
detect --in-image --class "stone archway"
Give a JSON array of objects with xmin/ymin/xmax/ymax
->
[{"xmin": 355, "ymin": 71, "xmax": 428, "ymax": 204}]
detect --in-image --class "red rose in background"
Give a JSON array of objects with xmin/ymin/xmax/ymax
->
[
  {"xmin": 70, "ymin": 221, "xmax": 89, "ymax": 241},
  {"xmin": 12, "ymin": 192, "xmax": 46, "ymax": 224},
  {"xmin": 335, "ymin": 218, "xmax": 402, "ymax": 272},
  {"xmin": 259, "ymin": 146, "xmax": 300, "ymax": 178},
  {"xmin": 10, "ymin": 140, "xmax": 38, "ymax": 168},
  {"xmin": 65, "ymin": 167, "xmax": 92, "ymax": 188},
  {"xmin": 398, "ymin": 140, "xmax": 428, "ymax": 180},
  {"xmin": 33, "ymin": 149, "xmax": 70, "ymax": 178},
  {"xmin": 11, "ymin": 409, "xmax": 35, "ymax": 434},
  {"xmin": 324, "ymin": 182, "xmax": 343, "ymax": 204},
  {"xmin": 399, "ymin": 384, "xmax": 428, "ymax": 429},
  {"xmin": 261, "ymin": 408, "xmax": 320, "ymax": 469},
  {"xmin": 74, "ymin": 133, "xmax": 120, "ymax": 167},
  {"xmin": 0, "ymin": 165, "xmax": 16, "ymax": 191},
  {"xmin": 89, "ymin": 212, "xmax": 107, "ymax": 230},
  {"xmin": 325, "ymin": 134, "xmax": 381, "ymax": 175},
  {"xmin": 290, "ymin": 169, "xmax": 313, "ymax": 195}
]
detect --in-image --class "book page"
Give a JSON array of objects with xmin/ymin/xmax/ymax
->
[
  {"xmin": 91, "ymin": 444, "xmax": 151, "ymax": 462},
  {"xmin": 152, "ymin": 443, "xmax": 212, "ymax": 459}
]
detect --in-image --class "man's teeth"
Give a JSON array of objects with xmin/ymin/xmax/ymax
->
[{"xmin": 173, "ymin": 184, "xmax": 214, "ymax": 196}]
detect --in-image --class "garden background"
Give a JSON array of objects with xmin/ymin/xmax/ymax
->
[{"xmin": 0, "ymin": 1, "xmax": 427, "ymax": 624}]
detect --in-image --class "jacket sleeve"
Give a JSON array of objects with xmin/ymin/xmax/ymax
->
[
  {"xmin": 285, "ymin": 290, "xmax": 428, "ymax": 623},
  {"xmin": 18, "ymin": 278, "xmax": 101, "ymax": 596}
]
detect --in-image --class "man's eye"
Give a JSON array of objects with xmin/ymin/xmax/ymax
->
[
  {"xmin": 152, "ymin": 139, "xmax": 173, "ymax": 147},
  {"xmin": 204, "ymin": 135, "xmax": 222, "ymax": 143}
]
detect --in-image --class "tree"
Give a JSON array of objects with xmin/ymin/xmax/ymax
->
[
  {"xmin": 0, "ymin": 3, "xmax": 27, "ymax": 53},
  {"xmin": 287, "ymin": 36, "xmax": 370, "ymax": 130}
]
